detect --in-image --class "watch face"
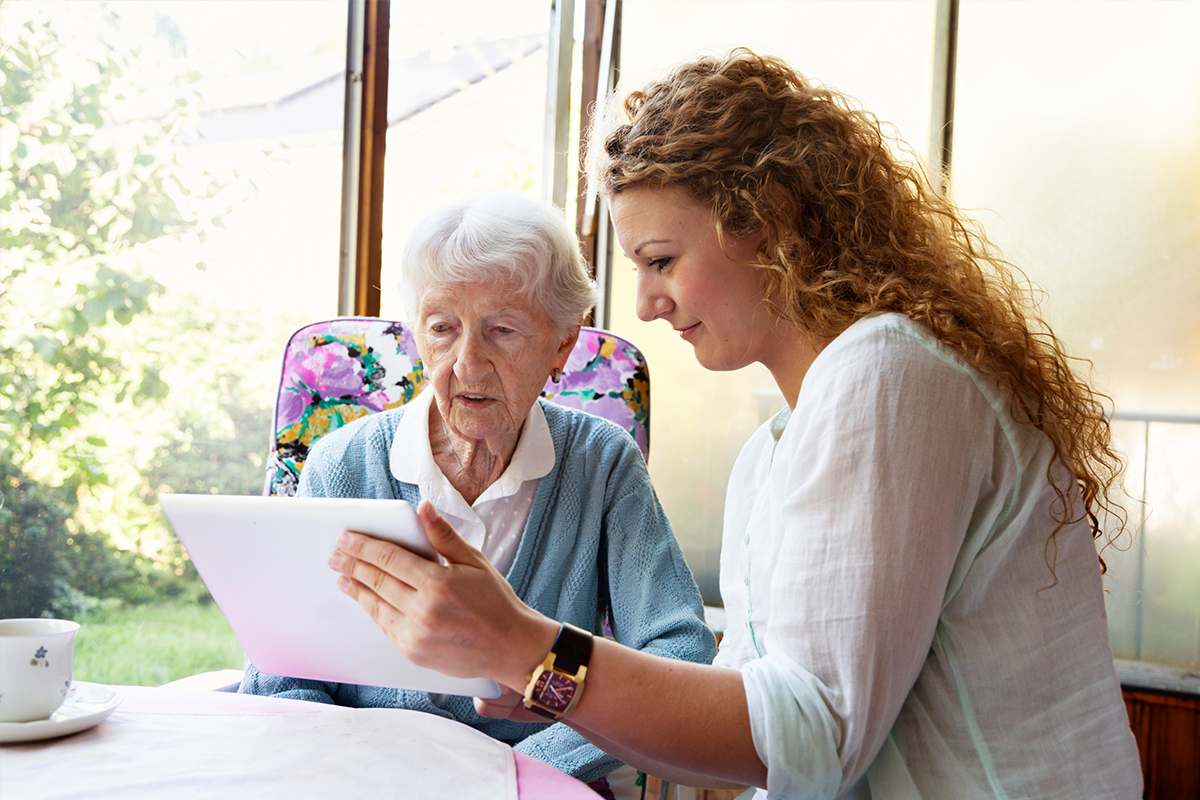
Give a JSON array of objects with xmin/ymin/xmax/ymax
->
[{"xmin": 533, "ymin": 670, "xmax": 577, "ymax": 712}]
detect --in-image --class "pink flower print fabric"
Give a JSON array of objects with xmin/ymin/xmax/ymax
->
[{"xmin": 265, "ymin": 321, "xmax": 650, "ymax": 496}]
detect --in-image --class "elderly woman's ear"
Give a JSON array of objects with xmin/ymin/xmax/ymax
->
[{"xmin": 553, "ymin": 324, "xmax": 582, "ymax": 374}]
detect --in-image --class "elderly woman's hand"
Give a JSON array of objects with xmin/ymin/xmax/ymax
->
[
  {"xmin": 328, "ymin": 500, "xmax": 559, "ymax": 692},
  {"xmin": 473, "ymin": 687, "xmax": 551, "ymax": 722}
]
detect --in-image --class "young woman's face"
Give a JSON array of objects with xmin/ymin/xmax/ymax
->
[{"xmin": 608, "ymin": 185, "xmax": 782, "ymax": 374}]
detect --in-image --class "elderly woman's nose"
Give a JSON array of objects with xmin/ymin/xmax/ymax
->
[{"xmin": 452, "ymin": 333, "xmax": 492, "ymax": 380}]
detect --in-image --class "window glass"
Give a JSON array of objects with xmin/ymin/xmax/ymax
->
[
  {"xmin": 611, "ymin": 0, "xmax": 936, "ymax": 600},
  {"xmin": 377, "ymin": 0, "xmax": 552, "ymax": 318},
  {"xmin": 2, "ymin": 0, "xmax": 345, "ymax": 634},
  {"xmin": 953, "ymin": 0, "xmax": 1200, "ymax": 669}
]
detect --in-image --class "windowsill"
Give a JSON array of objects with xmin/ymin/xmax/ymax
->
[{"xmin": 1116, "ymin": 658, "xmax": 1200, "ymax": 696}]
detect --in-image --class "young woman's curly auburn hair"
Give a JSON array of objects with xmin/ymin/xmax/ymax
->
[{"xmin": 588, "ymin": 48, "xmax": 1128, "ymax": 569}]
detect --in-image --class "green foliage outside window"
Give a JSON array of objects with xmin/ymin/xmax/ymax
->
[{"xmin": 0, "ymin": 1, "xmax": 268, "ymax": 618}]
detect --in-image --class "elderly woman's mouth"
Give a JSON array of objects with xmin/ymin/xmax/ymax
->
[{"xmin": 457, "ymin": 393, "xmax": 494, "ymax": 404}]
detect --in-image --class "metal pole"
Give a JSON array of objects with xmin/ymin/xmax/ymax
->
[
  {"xmin": 544, "ymin": 0, "xmax": 575, "ymax": 211},
  {"xmin": 928, "ymin": 0, "xmax": 959, "ymax": 193},
  {"xmin": 338, "ymin": 0, "xmax": 367, "ymax": 316},
  {"xmin": 1134, "ymin": 420, "xmax": 1150, "ymax": 659},
  {"xmin": 587, "ymin": 0, "xmax": 619, "ymax": 329}
]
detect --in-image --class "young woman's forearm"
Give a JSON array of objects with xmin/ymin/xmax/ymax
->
[
  {"xmin": 570, "ymin": 726, "xmax": 755, "ymax": 790},
  {"xmin": 564, "ymin": 638, "xmax": 768, "ymax": 789}
]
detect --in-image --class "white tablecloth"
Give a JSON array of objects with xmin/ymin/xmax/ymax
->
[{"xmin": 2, "ymin": 686, "xmax": 523, "ymax": 799}]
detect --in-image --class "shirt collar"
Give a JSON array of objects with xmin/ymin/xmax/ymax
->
[
  {"xmin": 769, "ymin": 404, "xmax": 792, "ymax": 443},
  {"xmin": 388, "ymin": 389, "xmax": 555, "ymax": 508}
]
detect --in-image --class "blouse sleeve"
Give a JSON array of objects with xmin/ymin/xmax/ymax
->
[{"xmin": 742, "ymin": 323, "xmax": 1014, "ymax": 797}]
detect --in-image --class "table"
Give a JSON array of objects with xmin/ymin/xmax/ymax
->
[{"xmin": 0, "ymin": 685, "xmax": 601, "ymax": 799}]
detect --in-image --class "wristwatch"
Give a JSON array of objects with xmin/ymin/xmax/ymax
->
[{"xmin": 523, "ymin": 622, "xmax": 593, "ymax": 721}]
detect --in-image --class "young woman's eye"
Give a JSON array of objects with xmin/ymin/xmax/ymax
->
[{"xmin": 648, "ymin": 256, "xmax": 672, "ymax": 271}]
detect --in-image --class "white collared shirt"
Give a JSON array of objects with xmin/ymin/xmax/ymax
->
[{"xmin": 388, "ymin": 389, "xmax": 554, "ymax": 577}]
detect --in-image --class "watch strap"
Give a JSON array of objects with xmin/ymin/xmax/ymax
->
[
  {"xmin": 547, "ymin": 622, "xmax": 592, "ymax": 675},
  {"xmin": 525, "ymin": 702, "xmax": 558, "ymax": 720}
]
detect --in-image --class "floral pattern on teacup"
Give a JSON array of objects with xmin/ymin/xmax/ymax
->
[{"xmin": 30, "ymin": 646, "xmax": 50, "ymax": 667}]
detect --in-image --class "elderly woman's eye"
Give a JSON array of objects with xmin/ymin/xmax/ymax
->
[{"xmin": 494, "ymin": 326, "xmax": 516, "ymax": 335}]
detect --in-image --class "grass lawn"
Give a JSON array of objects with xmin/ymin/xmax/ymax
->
[{"xmin": 74, "ymin": 600, "xmax": 245, "ymax": 686}]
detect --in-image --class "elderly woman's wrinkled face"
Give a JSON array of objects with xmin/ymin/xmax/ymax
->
[{"xmin": 415, "ymin": 280, "xmax": 576, "ymax": 447}]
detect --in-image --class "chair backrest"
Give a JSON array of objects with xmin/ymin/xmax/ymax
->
[{"xmin": 264, "ymin": 318, "xmax": 650, "ymax": 496}]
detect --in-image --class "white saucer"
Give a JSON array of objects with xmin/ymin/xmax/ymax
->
[{"xmin": 0, "ymin": 682, "xmax": 122, "ymax": 744}]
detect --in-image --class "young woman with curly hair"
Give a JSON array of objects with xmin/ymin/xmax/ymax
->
[{"xmin": 326, "ymin": 49, "xmax": 1143, "ymax": 799}]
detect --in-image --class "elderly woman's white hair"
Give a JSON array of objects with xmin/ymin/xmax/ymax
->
[{"xmin": 400, "ymin": 194, "xmax": 598, "ymax": 333}]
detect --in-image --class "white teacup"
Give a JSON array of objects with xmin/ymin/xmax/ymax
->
[{"xmin": 0, "ymin": 618, "xmax": 80, "ymax": 723}]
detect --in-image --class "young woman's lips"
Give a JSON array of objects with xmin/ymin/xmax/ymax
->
[{"xmin": 677, "ymin": 322, "xmax": 701, "ymax": 341}]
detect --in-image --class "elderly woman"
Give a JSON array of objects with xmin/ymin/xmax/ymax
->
[{"xmin": 240, "ymin": 193, "xmax": 715, "ymax": 791}]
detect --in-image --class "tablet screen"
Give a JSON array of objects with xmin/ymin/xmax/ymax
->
[{"xmin": 160, "ymin": 493, "xmax": 500, "ymax": 698}]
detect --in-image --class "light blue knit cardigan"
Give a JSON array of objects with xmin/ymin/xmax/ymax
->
[{"xmin": 239, "ymin": 399, "xmax": 716, "ymax": 783}]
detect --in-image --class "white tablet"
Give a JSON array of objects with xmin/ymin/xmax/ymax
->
[{"xmin": 159, "ymin": 493, "xmax": 500, "ymax": 698}]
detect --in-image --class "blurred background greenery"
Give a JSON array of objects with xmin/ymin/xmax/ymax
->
[
  {"xmin": 72, "ymin": 601, "xmax": 242, "ymax": 686},
  {"xmin": 0, "ymin": 0, "xmax": 279, "ymax": 678}
]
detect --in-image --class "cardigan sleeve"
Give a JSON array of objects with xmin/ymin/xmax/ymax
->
[
  {"xmin": 602, "ymin": 447, "xmax": 717, "ymax": 663},
  {"xmin": 507, "ymin": 426, "xmax": 717, "ymax": 783}
]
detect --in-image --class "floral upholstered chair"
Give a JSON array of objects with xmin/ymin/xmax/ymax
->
[
  {"xmin": 254, "ymin": 318, "xmax": 654, "ymax": 799},
  {"xmin": 264, "ymin": 318, "xmax": 651, "ymax": 497}
]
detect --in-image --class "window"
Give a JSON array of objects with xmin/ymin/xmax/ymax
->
[
  {"xmin": 8, "ymin": 0, "xmax": 1195, "ymax": 682},
  {"xmin": 377, "ymin": 0, "xmax": 553, "ymax": 318},
  {"xmin": 2, "ymin": 0, "xmax": 348, "ymax": 621},
  {"xmin": 952, "ymin": 0, "xmax": 1200, "ymax": 671}
]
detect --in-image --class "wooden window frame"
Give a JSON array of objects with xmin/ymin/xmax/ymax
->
[{"xmin": 339, "ymin": 0, "xmax": 390, "ymax": 317}]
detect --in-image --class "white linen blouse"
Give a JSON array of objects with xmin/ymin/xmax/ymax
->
[{"xmin": 715, "ymin": 314, "xmax": 1141, "ymax": 799}]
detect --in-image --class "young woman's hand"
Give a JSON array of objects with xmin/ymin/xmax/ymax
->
[{"xmin": 328, "ymin": 500, "xmax": 558, "ymax": 691}]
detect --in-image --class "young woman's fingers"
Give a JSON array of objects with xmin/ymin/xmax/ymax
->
[
  {"xmin": 416, "ymin": 500, "xmax": 487, "ymax": 567},
  {"xmin": 331, "ymin": 529, "xmax": 438, "ymax": 589},
  {"xmin": 328, "ymin": 507, "xmax": 559, "ymax": 685},
  {"xmin": 335, "ymin": 570, "xmax": 392, "ymax": 617},
  {"xmin": 330, "ymin": 548, "xmax": 418, "ymax": 610}
]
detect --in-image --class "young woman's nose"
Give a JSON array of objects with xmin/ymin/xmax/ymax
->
[{"xmin": 635, "ymin": 272, "xmax": 672, "ymax": 322}]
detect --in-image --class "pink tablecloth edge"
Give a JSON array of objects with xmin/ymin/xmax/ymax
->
[{"xmin": 514, "ymin": 753, "xmax": 602, "ymax": 800}]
